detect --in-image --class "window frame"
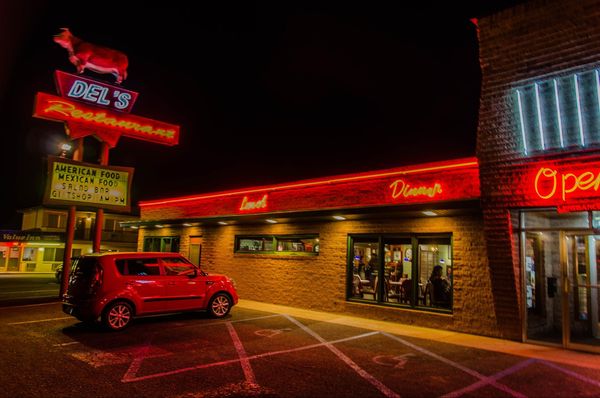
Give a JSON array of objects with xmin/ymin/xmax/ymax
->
[
  {"xmin": 347, "ymin": 233, "xmax": 453, "ymax": 313},
  {"xmin": 235, "ymin": 234, "xmax": 319, "ymax": 256},
  {"xmin": 143, "ymin": 236, "xmax": 181, "ymax": 253}
]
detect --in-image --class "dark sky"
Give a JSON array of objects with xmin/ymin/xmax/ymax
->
[{"xmin": 0, "ymin": 1, "xmax": 524, "ymax": 229}]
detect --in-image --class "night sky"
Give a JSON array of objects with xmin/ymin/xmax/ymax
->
[{"xmin": 0, "ymin": 1, "xmax": 523, "ymax": 229}]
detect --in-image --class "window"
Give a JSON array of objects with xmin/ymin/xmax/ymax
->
[
  {"xmin": 143, "ymin": 237, "xmax": 180, "ymax": 253},
  {"xmin": 44, "ymin": 212, "xmax": 65, "ymax": 228},
  {"xmin": 115, "ymin": 258, "xmax": 160, "ymax": 276},
  {"xmin": 235, "ymin": 235, "xmax": 319, "ymax": 255},
  {"xmin": 22, "ymin": 247, "xmax": 38, "ymax": 262},
  {"xmin": 43, "ymin": 247, "xmax": 65, "ymax": 262},
  {"xmin": 348, "ymin": 234, "xmax": 452, "ymax": 312},
  {"xmin": 162, "ymin": 257, "xmax": 196, "ymax": 276}
]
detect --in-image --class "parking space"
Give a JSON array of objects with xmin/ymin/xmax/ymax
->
[{"xmin": 1, "ymin": 302, "xmax": 600, "ymax": 397}]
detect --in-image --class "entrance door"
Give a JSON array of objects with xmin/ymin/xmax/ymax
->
[
  {"xmin": 565, "ymin": 235, "xmax": 600, "ymax": 351},
  {"xmin": 524, "ymin": 231, "xmax": 564, "ymax": 345}
]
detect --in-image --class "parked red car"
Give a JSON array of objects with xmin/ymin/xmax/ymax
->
[{"xmin": 62, "ymin": 252, "xmax": 238, "ymax": 331}]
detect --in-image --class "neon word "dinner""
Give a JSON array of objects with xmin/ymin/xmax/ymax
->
[
  {"xmin": 535, "ymin": 166, "xmax": 600, "ymax": 201},
  {"xmin": 389, "ymin": 179, "xmax": 442, "ymax": 199},
  {"xmin": 240, "ymin": 195, "xmax": 268, "ymax": 211}
]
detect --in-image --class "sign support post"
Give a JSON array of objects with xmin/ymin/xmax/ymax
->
[
  {"xmin": 93, "ymin": 142, "xmax": 110, "ymax": 252},
  {"xmin": 60, "ymin": 138, "xmax": 82, "ymax": 298}
]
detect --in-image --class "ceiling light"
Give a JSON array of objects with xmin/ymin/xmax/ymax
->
[
  {"xmin": 422, "ymin": 211, "xmax": 437, "ymax": 216},
  {"xmin": 266, "ymin": 219, "xmax": 277, "ymax": 224},
  {"xmin": 333, "ymin": 215, "xmax": 346, "ymax": 220},
  {"xmin": 155, "ymin": 224, "xmax": 164, "ymax": 228},
  {"xmin": 130, "ymin": 226, "xmax": 138, "ymax": 229},
  {"xmin": 182, "ymin": 223, "xmax": 192, "ymax": 227},
  {"xmin": 218, "ymin": 221, "xmax": 228, "ymax": 225}
]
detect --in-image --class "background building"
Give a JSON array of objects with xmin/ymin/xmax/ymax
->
[{"xmin": 0, "ymin": 206, "xmax": 138, "ymax": 272}]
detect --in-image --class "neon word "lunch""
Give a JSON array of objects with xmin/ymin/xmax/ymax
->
[
  {"xmin": 535, "ymin": 166, "xmax": 600, "ymax": 201},
  {"xmin": 240, "ymin": 195, "xmax": 268, "ymax": 211},
  {"xmin": 389, "ymin": 179, "xmax": 442, "ymax": 199}
]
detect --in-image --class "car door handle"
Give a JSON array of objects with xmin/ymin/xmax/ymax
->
[{"xmin": 168, "ymin": 281, "xmax": 176, "ymax": 286}]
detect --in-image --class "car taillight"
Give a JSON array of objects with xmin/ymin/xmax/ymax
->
[{"xmin": 89, "ymin": 266, "xmax": 103, "ymax": 294}]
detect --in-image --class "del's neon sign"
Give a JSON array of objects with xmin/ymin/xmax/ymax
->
[{"xmin": 534, "ymin": 166, "xmax": 600, "ymax": 201}]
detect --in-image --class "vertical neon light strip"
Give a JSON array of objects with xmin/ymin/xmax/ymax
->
[
  {"xmin": 534, "ymin": 83, "xmax": 545, "ymax": 150},
  {"xmin": 553, "ymin": 79, "xmax": 565, "ymax": 148},
  {"xmin": 516, "ymin": 89, "xmax": 528, "ymax": 155},
  {"xmin": 574, "ymin": 74, "xmax": 585, "ymax": 146}
]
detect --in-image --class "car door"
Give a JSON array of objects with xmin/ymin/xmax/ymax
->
[
  {"xmin": 160, "ymin": 256, "xmax": 206, "ymax": 311},
  {"xmin": 117, "ymin": 257, "xmax": 165, "ymax": 314}
]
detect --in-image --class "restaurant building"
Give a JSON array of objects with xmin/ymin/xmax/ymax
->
[
  {"xmin": 131, "ymin": 158, "xmax": 501, "ymax": 337},
  {"xmin": 476, "ymin": 0, "xmax": 600, "ymax": 352},
  {"xmin": 129, "ymin": 0, "xmax": 600, "ymax": 352}
]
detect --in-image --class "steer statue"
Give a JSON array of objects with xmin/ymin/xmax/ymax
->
[{"xmin": 53, "ymin": 28, "xmax": 128, "ymax": 84}]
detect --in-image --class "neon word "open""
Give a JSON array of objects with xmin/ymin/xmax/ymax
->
[
  {"xmin": 389, "ymin": 179, "xmax": 442, "ymax": 199},
  {"xmin": 240, "ymin": 195, "xmax": 268, "ymax": 211},
  {"xmin": 535, "ymin": 167, "xmax": 600, "ymax": 201}
]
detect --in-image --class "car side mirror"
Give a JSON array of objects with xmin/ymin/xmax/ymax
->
[{"xmin": 187, "ymin": 268, "xmax": 198, "ymax": 278}]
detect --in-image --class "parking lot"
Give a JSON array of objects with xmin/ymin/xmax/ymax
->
[{"xmin": 1, "ymin": 300, "xmax": 600, "ymax": 397}]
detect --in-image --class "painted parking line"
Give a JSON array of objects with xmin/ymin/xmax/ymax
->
[
  {"xmin": 122, "ymin": 330, "xmax": 379, "ymax": 383},
  {"xmin": 382, "ymin": 332, "xmax": 527, "ymax": 398},
  {"xmin": 284, "ymin": 314, "xmax": 401, "ymax": 398},
  {"xmin": 8, "ymin": 316, "xmax": 72, "ymax": 325},
  {"xmin": 0, "ymin": 302, "xmax": 58, "ymax": 309},
  {"xmin": 227, "ymin": 321, "xmax": 257, "ymax": 386},
  {"xmin": 541, "ymin": 360, "xmax": 600, "ymax": 388}
]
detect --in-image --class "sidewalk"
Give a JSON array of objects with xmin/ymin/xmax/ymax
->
[{"xmin": 236, "ymin": 299, "xmax": 600, "ymax": 371}]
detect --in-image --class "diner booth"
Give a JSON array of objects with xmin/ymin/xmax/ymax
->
[{"xmin": 126, "ymin": 158, "xmax": 503, "ymax": 338}]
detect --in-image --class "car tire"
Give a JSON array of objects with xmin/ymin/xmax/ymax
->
[
  {"xmin": 208, "ymin": 293, "xmax": 232, "ymax": 318},
  {"xmin": 102, "ymin": 301, "xmax": 133, "ymax": 331}
]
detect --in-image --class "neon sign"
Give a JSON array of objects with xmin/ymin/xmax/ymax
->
[
  {"xmin": 138, "ymin": 158, "xmax": 480, "ymax": 221},
  {"xmin": 389, "ymin": 179, "xmax": 442, "ymax": 200},
  {"xmin": 534, "ymin": 166, "xmax": 600, "ymax": 201},
  {"xmin": 55, "ymin": 71, "xmax": 138, "ymax": 113},
  {"xmin": 240, "ymin": 195, "xmax": 268, "ymax": 211},
  {"xmin": 514, "ymin": 68, "xmax": 600, "ymax": 156},
  {"xmin": 33, "ymin": 92, "xmax": 179, "ymax": 146}
]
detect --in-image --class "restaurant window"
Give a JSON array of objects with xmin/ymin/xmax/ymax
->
[
  {"xmin": 348, "ymin": 234, "xmax": 452, "ymax": 312},
  {"xmin": 235, "ymin": 235, "xmax": 319, "ymax": 255},
  {"xmin": 143, "ymin": 236, "xmax": 180, "ymax": 253}
]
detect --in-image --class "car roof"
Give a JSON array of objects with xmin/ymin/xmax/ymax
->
[{"xmin": 82, "ymin": 252, "xmax": 184, "ymax": 259}]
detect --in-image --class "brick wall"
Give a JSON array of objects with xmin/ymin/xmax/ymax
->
[
  {"xmin": 139, "ymin": 213, "xmax": 501, "ymax": 338},
  {"xmin": 477, "ymin": 0, "xmax": 600, "ymax": 339}
]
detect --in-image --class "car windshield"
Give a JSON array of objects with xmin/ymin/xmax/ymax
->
[{"xmin": 70, "ymin": 257, "xmax": 99, "ymax": 281}]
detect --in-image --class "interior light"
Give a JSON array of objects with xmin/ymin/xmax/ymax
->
[
  {"xmin": 333, "ymin": 215, "xmax": 346, "ymax": 220},
  {"xmin": 218, "ymin": 221, "xmax": 228, "ymax": 225},
  {"xmin": 266, "ymin": 219, "xmax": 277, "ymax": 224},
  {"xmin": 422, "ymin": 211, "xmax": 437, "ymax": 216}
]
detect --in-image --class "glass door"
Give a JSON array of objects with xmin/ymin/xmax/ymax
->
[
  {"xmin": 565, "ymin": 235, "xmax": 600, "ymax": 351},
  {"xmin": 523, "ymin": 231, "xmax": 563, "ymax": 345}
]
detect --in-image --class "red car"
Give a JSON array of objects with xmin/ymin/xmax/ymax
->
[{"xmin": 62, "ymin": 252, "xmax": 238, "ymax": 331}]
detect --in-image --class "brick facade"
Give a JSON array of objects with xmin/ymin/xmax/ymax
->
[
  {"xmin": 139, "ymin": 213, "xmax": 500, "ymax": 337},
  {"xmin": 477, "ymin": 0, "xmax": 600, "ymax": 339}
]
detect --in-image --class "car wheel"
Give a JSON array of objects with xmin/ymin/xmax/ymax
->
[
  {"xmin": 102, "ymin": 301, "xmax": 133, "ymax": 331},
  {"xmin": 209, "ymin": 293, "xmax": 231, "ymax": 318}
]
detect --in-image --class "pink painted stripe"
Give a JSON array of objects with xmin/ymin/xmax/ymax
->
[
  {"xmin": 284, "ymin": 314, "xmax": 401, "ymax": 398},
  {"xmin": 227, "ymin": 321, "xmax": 257, "ymax": 386}
]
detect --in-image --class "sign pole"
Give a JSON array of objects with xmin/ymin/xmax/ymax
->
[
  {"xmin": 59, "ymin": 138, "xmax": 83, "ymax": 298},
  {"xmin": 93, "ymin": 142, "xmax": 110, "ymax": 252}
]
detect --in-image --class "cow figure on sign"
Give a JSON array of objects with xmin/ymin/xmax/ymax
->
[{"xmin": 53, "ymin": 28, "xmax": 128, "ymax": 84}]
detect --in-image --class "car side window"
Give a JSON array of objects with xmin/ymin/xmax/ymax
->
[
  {"xmin": 162, "ymin": 257, "xmax": 196, "ymax": 276},
  {"xmin": 116, "ymin": 258, "xmax": 160, "ymax": 276}
]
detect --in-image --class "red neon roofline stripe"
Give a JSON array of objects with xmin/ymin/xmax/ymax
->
[{"xmin": 139, "ymin": 157, "xmax": 478, "ymax": 207}]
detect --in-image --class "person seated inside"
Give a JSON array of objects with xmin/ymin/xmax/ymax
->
[{"xmin": 429, "ymin": 265, "xmax": 451, "ymax": 307}]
